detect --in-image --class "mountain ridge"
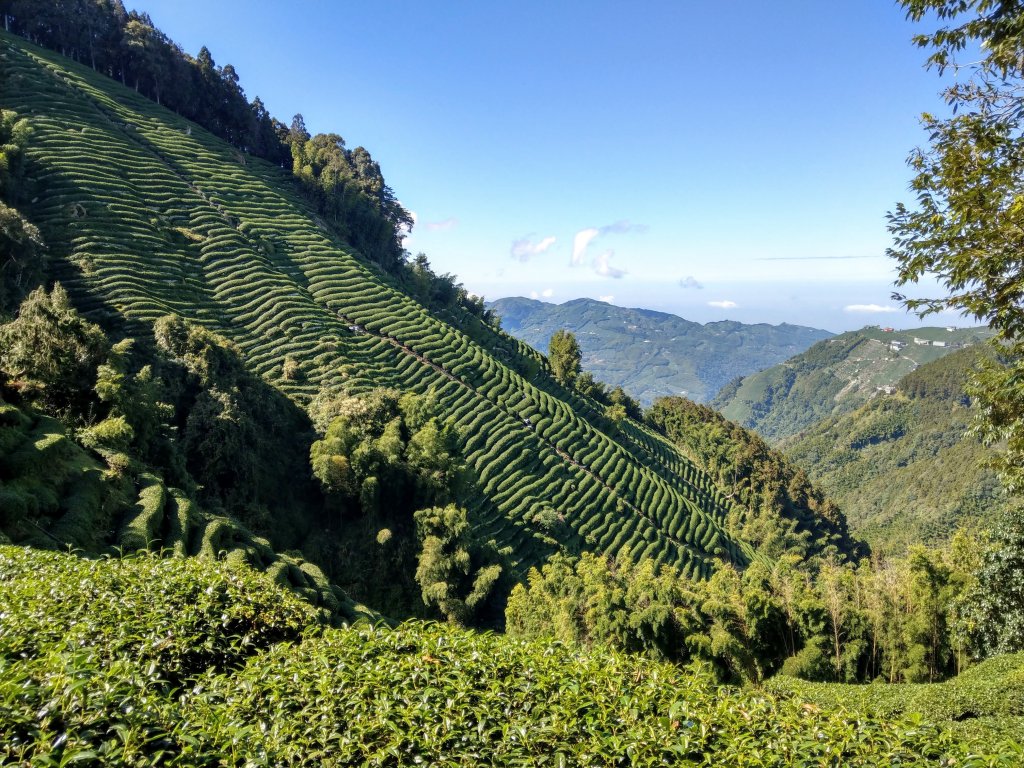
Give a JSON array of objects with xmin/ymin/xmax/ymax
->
[
  {"xmin": 489, "ymin": 296, "xmax": 832, "ymax": 406},
  {"xmin": 711, "ymin": 325, "xmax": 994, "ymax": 443}
]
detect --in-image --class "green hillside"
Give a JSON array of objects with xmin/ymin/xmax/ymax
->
[
  {"xmin": 490, "ymin": 296, "xmax": 831, "ymax": 405},
  {"xmin": 711, "ymin": 325, "xmax": 993, "ymax": 443},
  {"xmin": 780, "ymin": 347, "xmax": 1010, "ymax": 554},
  {"xmin": 0, "ymin": 29, "xmax": 867, "ymax": 613}
]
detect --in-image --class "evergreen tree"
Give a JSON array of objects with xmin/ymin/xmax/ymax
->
[
  {"xmin": 0, "ymin": 284, "xmax": 109, "ymax": 414},
  {"xmin": 548, "ymin": 329, "xmax": 581, "ymax": 387}
]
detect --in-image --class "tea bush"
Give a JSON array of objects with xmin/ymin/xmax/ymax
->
[{"xmin": 2, "ymin": 546, "xmax": 1021, "ymax": 765}]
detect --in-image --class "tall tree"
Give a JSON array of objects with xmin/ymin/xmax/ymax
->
[
  {"xmin": 962, "ymin": 508, "xmax": 1024, "ymax": 656},
  {"xmin": 414, "ymin": 504, "xmax": 504, "ymax": 625},
  {"xmin": 891, "ymin": 0, "xmax": 1024, "ymax": 491},
  {"xmin": 0, "ymin": 284, "xmax": 109, "ymax": 413},
  {"xmin": 548, "ymin": 329, "xmax": 582, "ymax": 387}
]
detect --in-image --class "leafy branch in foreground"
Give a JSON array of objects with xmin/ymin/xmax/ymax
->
[
  {"xmin": 891, "ymin": 0, "xmax": 1024, "ymax": 656},
  {"xmin": 890, "ymin": 1, "xmax": 1024, "ymax": 492}
]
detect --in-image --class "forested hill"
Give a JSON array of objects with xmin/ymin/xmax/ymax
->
[
  {"xmin": 780, "ymin": 346, "xmax": 1010, "ymax": 554},
  {"xmin": 711, "ymin": 325, "xmax": 993, "ymax": 443},
  {"xmin": 0, "ymin": 30, "xmax": 858, "ymax": 625},
  {"xmin": 489, "ymin": 296, "xmax": 831, "ymax": 406}
]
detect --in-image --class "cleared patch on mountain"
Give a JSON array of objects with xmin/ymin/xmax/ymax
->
[
  {"xmin": 490, "ymin": 296, "xmax": 832, "ymax": 406},
  {"xmin": 712, "ymin": 325, "xmax": 993, "ymax": 443}
]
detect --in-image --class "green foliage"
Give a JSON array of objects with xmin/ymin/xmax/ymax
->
[
  {"xmin": 0, "ymin": 284, "xmax": 109, "ymax": 414},
  {"xmin": 0, "ymin": 27, "xmax": 848, "ymax": 620},
  {"xmin": 508, "ymin": 541, "xmax": 977, "ymax": 686},
  {"xmin": 310, "ymin": 387, "xmax": 466, "ymax": 516},
  {"xmin": 0, "ymin": 546, "xmax": 315, "ymax": 765},
  {"xmin": 0, "ymin": 534, "xmax": 1020, "ymax": 765},
  {"xmin": 782, "ymin": 348, "xmax": 1009, "ymax": 553},
  {"xmin": 287, "ymin": 125, "xmax": 411, "ymax": 269},
  {"xmin": 604, "ymin": 401, "xmax": 627, "ymax": 425},
  {"xmin": 770, "ymin": 652, "xmax": 1024, "ymax": 751},
  {"xmin": 309, "ymin": 388, "xmax": 480, "ymax": 618},
  {"xmin": 0, "ymin": 546, "xmax": 317, "ymax": 679},
  {"xmin": 0, "ymin": 199, "xmax": 42, "ymax": 316},
  {"xmin": 891, "ymin": 1, "xmax": 1024, "ymax": 493},
  {"xmin": 647, "ymin": 396, "xmax": 860, "ymax": 560},
  {"xmin": 0, "ymin": 109, "xmax": 43, "ymax": 315},
  {"xmin": 211, "ymin": 621, "xmax": 993, "ymax": 766},
  {"xmin": 413, "ymin": 503, "xmax": 506, "ymax": 625},
  {"xmin": 712, "ymin": 328, "xmax": 993, "ymax": 442},
  {"xmin": 961, "ymin": 508, "xmax": 1024, "ymax": 657},
  {"xmin": 548, "ymin": 327, "xmax": 582, "ymax": 387},
  {"xmin": 154, "ymin": 314, "xmax": 318, "ymax": 525}
]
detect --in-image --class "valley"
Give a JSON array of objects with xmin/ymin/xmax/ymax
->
[{"xmin": 1, "ymin": 1, "xmax": 1024, "ymax": 764}]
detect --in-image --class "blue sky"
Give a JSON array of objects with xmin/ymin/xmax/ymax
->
[{"xmin": 137, "ymin": 0, "xmax": 967, "ymax": 332}]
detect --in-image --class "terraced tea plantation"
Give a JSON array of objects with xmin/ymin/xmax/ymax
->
[{"xmin": 0, "ymin": 32, "xmax": 764, "ymax": 578}]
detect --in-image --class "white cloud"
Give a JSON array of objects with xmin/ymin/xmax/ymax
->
[
  {"xmin": 572, "ymin": 228, "xmax": 600, "ymax": 266},
  {"xmin": 425, "ymin": 217, "xmax": 458, "ymax": 232},
  {"xmin": 530, "ymin": 290, "xmax": 539, "ymax": 299},
  {"xmin": 511, "ymin": 234, "xmax": 557, "ymax": 262},
  {"xmin": 593, "ymin": 250, "xmax": 626, "ymax": 279},
  {"xmin": 571, "ymin": 221, "xmax": 646, "ymax": 266},
  {"xmin": 600, "ymin": 220, "xmax": 648, "ymax": 235},
  {"xmin": 598, "ymin": 295, "xmax": 614, "ymax": 303},
  {"xmin": 844, "ymin": 303, "xmax": 898, "ymax": 313},
  {"xmin": 679, "ymin": 275, "xmax": 703, "ymax": 290},
  {"xmin": 707, "ymin": 300, "xmax": 738, "ymax": 309},
  {"xmin": 541, "ymin": 288, "xmax": 554, "ymax": 298}
]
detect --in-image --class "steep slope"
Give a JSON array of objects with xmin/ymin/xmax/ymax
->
[
  {"xmin": 646, "ymin": 397, "xmax": 860, "ymax": 560},
  {"xmin": 780, "ymin": 347, "xmax": 1010, "ymax": 554},
  {"xmin": 0, "ymin": 31, "xmax": 849, "ymax": 588},
  {"xmin": 711, "ymin": 326, "xmax": 993, "ymax": 443},
  {"xmin": 0, "ymin": 393, "xmax": 374, "ymax": 622},
  {"xmin": 491, "ymin": 296, "xmax": 831, "ymax": 405}
]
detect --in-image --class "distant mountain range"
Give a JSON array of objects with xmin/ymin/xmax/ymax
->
[
  {"xmin": 488, "ymin": 297, "xmax": 832, "ymax": 406},
  {"xmin": 711, "ymin": 325, "xmax": 994, "ymax": 443}
]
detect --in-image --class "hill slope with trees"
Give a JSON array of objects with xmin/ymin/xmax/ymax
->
[
  {"xmin": 780, "ymin": 346, "xmax": 1011, "ymax": 554},
  {"xmin": 711, "ymin": 326, "xmax": 993, "ymax": 443},
  {"xmin": 0, "ymin": 27, "xmax": 859, "ymax": 625},
  {"xmin": 4, "ymin": 0, "xmax": 1024, "ymax": 760}
]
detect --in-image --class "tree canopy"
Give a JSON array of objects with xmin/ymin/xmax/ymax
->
[
  {"xmin": 890, "ymin": 0, "xmax": 1024, "ymax": 491},
  {"xmin": 548, "ymin": 329, "xmax": 582, "ymax": 387}
]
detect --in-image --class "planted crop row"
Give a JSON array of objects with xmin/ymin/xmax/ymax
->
[{"xmin": 6, "ymin": 37, "xmax": 749, "ymax": 578}]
